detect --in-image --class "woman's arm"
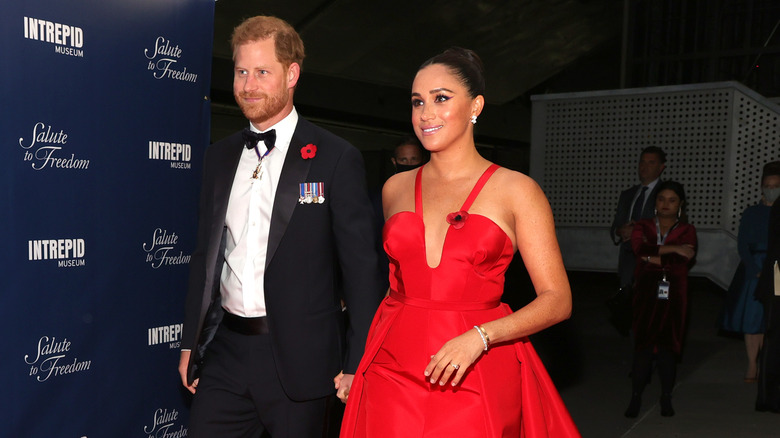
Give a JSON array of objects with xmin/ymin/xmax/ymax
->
[
  {"xmin": 481, "ymin": 175, "xmax": 572, "ymax": 343},
  {"xmin": 631, "ymin": 221, "xmax": 695, "ymax": 266},
  {"xmin": 656, "ymin": 225, "xmax": 697, "ymax": 266},
  {"xmin": 737, "ymin": 207, "xmax": 763, "ymax": 276},
  {"xmin": 425, "ymin": 172, "xmax": 572, "ymax": 386}
]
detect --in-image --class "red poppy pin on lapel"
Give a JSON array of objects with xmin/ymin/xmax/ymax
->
[{"xmin": 301, "ymin": 144, "xmax": 317, "ymax": 159}]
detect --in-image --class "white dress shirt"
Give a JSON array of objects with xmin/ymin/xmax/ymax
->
[{"xmin": 220, "ymin": 108, "xmax": 298, "ymax": 317}]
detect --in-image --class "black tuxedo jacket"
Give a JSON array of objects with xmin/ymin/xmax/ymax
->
[
  {"xmin": 182, "ymin": 117, "xmax": 383, "ymax": 401},
  {"xmin": 610, "ymin": 183, "xmax": 661, "ymax": 287},
  {"xmin": 757, "ymin": 200, "xmax": 780, "ymax": 302}
]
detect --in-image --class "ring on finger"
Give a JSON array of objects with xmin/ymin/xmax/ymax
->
[{"xmin": 451, "ymin": 363, "xmax": 460, "ymax": 370}]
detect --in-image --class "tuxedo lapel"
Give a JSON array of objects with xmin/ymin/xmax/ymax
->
[
  {"xmin": 212, "ymin": 136, "xmax": 244, "ymax": 220},
  {"xmin": 266, "ymin": 121, "xmax": 313, "ymax": 268}
]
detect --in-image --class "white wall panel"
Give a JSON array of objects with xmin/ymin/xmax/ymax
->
[{"xmin": 531, "ymin": 82, "xmax": 780, "ymax": 288}]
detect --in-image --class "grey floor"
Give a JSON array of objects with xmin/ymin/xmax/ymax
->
[{"xmin": 545, "ymin": 271, "xmax": 780, "ymax": 437}]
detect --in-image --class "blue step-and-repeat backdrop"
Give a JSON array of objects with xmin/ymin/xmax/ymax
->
[{"xmin": 2, "ymin": 1, "xmax": 214, "ymax": 436}]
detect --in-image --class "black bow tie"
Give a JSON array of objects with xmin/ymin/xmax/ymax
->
[{"xmin": 243, "ymin": 128, "xmax": 276, "ymax": 151}]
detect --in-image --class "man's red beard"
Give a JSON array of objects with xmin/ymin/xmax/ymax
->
[{"xmin": 235, "ymin": 90, "xmax": 289, "ymax": 125}]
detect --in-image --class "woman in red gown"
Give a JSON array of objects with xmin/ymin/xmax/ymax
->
[
  {"xmin": 337, "ymin": 47, "xmax": 579, "ymax": 437},
  {"xmin": 624, "ymin": 181, "xmax": 697, "ymax": 418}
]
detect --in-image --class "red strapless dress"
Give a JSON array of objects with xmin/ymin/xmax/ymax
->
[{"xmin": 340, "ymin": 164, "xmax": 579, "ymax": 437}]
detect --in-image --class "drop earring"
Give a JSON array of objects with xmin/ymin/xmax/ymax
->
[{"xmin": 470, "ymin": 115, "xmax": 477, "ymax": 125}]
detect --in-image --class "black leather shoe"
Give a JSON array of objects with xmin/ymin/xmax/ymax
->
[
  {"xmin": 660, "ymin": 393, "xmax": 675, "ymax": 417},
  {"xmin": 756, "ymin": 402, "xmax": 780, "ymax": 413},
  {"xmin": 624, "ymin": 393, "xmax": 641, "ymax": 418}
]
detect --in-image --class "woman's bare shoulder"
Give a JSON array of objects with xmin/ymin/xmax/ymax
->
[
  {"xmin": 383, "ymin": 170, "xmax": 416, "ymax": 196},
  {"xmin": 490, "ymin": 167, "xmax": 546, "ymax": 203},
  {"xmin": 382, "ymin": 169, "xmax": 418, "ymax": 216}
]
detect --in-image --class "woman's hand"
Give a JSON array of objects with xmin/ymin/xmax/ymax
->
[
  {"xmin": 672, "ymin": 244, "xmax": 695, "ymax": 259},
  {"xmin": 424, "ymin": 328, "xmax": 485, "ymax": 387},
  {"xmin": 334, "ymin": 371, "xmax": 354, "ymax": 404}
]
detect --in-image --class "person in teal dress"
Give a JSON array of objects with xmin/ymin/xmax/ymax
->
[{"xmin": 721, "ymin": 162, "xmax": 780, "ymax": 382}]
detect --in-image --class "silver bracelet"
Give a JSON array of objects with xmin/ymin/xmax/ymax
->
[{"xmin": 474, "ymin": 325, "xmax": 489, "ymax": 351}]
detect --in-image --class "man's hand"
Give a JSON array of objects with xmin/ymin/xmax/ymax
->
[
  {"xmin": 617, "ymin": 222, "xmax": 635, "ymax": 242},
  {"xmin": 179, "ymin": 350, "xmax": 198, "ymax": 394},
  {"xmin": 334, "ymin": 371, "xmax": 355, "ymax": 404}
]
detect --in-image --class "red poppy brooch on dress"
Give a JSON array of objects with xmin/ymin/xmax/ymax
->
[
  {"xmin": 300, "ymin": 144, "xmax": 317, "ymax": 159},
  {"xmin": 446, "ymin": 211, "xmax": 469, "ymax": 229}
]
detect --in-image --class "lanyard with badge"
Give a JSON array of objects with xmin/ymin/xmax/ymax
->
[{"xmin": 655, "ymin": 217, "xmax": 678, "ymax": 300}]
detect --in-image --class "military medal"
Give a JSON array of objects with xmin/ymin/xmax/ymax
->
[
  {"xmin": 299, "ymin": 182, "xmax": 325, "ymax": 204},
  {"xmin": 314, "ymin": 182, "xmax": 324, "ymax": 203},
  {"xmin": 250, "ymin": 144, "xmax": 273, "ymax": 180},
  {"xmin": 299, "ymin": 183, "xmax": 308, "ymax": 204}
]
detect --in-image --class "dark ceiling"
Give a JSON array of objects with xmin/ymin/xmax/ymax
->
[
  {"xmin": 212, "ymin": 0, "xmax": 623, "ymax": 105},
  {"xmin": 209, "ymin": 1, "xmax": 780, "ymax": 152},
  {"xmin": 209, "ymin": 0, "xmax": 625, "ymax": 151}
]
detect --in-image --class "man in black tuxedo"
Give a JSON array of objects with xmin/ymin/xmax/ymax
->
[
  {"xmin": 178, "ymin": 16, "xmax": 383, "ymax": 437},
  {"xmin": 607, "ymin": 146, "xmax": 666, "ymax": 331}
]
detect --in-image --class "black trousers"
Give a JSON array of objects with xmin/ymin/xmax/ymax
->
[
  {"xmin": 188, "ymin": 325, "xmax": 329, "ymax": 438},
  {"xmin": 757, "ymin": 296, "xmax": 780, "ymax": 412},
  {"xmin": 617, "ymin": 241, "xmax": 637, "ymax": 289},
  {"xmin": 630, "ymin": 346, "xmax": 677, "ymax": 395}
]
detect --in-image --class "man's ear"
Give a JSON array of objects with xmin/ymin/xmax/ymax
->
[{"xmin": 287, "ymin": 62, "xmax": 300, "ymax": 89}]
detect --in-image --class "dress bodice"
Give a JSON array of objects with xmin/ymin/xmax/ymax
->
[
  {"xmin": 342, "ymin": 164, "xmax": 581, "ymax": 438},
  {"xmin": 383, "ymin": 164, "xmax": 514, "ymax": 307}
]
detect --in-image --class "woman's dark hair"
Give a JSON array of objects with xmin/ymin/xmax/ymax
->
[
  {"xmin": 655, "ymin": 180, "xmax": 688, "ymax": 222},
  {"xmin": 419, "ymin": 47, "xmax": 485, "ymax": 98},
  {"xmin": 761, "ymin": 160, "xmax": 780, "ymax": 184}
]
